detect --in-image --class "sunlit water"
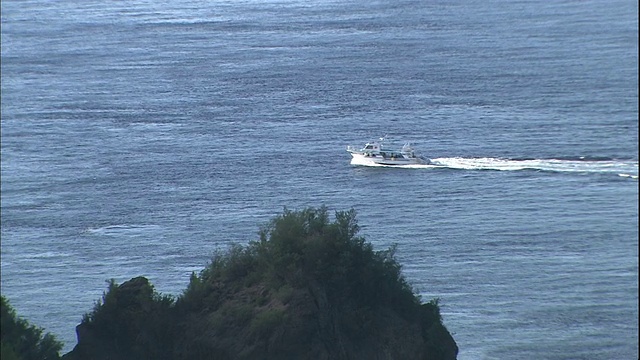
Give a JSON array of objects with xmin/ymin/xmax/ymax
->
[{"xmin": 1, "ymin": 0, "xmax": 637, "ymax": 358}]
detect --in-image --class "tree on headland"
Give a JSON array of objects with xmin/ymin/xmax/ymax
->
[
  {"xmin": 64, "ymin": 206, "xmax": 458, "ymax": 360},
  {"xmin": 1, "ymin": 296, "xmax": 63, "ymax": 360}
]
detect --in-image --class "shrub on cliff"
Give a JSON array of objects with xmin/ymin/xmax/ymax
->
[
  {"xmin": 65, "ymin": 206, "xmax": 458, "ymax": 360},
  {"xmin": 77, "ymin": 277, "xmax": 175, "ymax": 360},
  {"xmin": 1, "ymin": 296, "xmax": 62, "ymax": 360},
  {"xmin": 179, "ymin": 207, "xmax": 421, "ymax": 318},
  {"xmin": 175, "ymin": 206, "xmax": 456, "ymax": 359}
]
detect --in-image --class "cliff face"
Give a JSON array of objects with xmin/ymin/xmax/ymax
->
[{"xmin": 63, "ymin": 207, "xmax": 458, "ymax": 360}]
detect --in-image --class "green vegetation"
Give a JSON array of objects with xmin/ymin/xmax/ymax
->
[
  {"xmin": 63, "ymin": 206, "xmax": 458, "ymax": 359},
  {"xmin": 77, "ymin": 277, "xmax": 176, "ymax": 360},
  {"xmin": 1, "ymin": 296, "xmax": 62, "ymax": 360},
  {"xmin": 181, "ymin": 207, "xmax": 420, "ymax": 317}
]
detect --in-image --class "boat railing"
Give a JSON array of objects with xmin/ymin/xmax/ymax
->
[{"xmin": 346, "ymin": 145, "xmax": 359, "ymax": 153}]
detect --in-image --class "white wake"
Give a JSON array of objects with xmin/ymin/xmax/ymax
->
[{"xmin": 351, "ymin": 157, "xmax": 638, "ymax": 178}]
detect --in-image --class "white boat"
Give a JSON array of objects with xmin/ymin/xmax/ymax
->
[{"xmin": 346, "ymin": 137, "xmax": 429, "ymax": 166}]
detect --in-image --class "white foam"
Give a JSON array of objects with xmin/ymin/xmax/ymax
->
[
  {"xmin": 350, "ymin": 156, "xmax": 638, "ymax": 176},
  {"xmin": 618, "ymin": 173, "xmax": 639, "ymax": 179},
  {"xmin": 86, "ymin": 224, "xmax": 161, "ymax": 236},
  {"xmin": 429, "ymin": 157, "xmax": 639, "ymax": 175}
]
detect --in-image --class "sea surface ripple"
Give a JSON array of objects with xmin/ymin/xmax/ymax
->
[{"xmin": 1, "ymin": 0, "xmax": 637, "ymax": 358}]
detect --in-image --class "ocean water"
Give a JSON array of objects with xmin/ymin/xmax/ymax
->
[{"xmin": 1, "ymin": 0, "xmax": 637, "ymax": 358}]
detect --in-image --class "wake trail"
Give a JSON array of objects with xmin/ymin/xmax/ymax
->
[{"xmin": 355, "ymin": 157, "xmax": 639, "ymax": 178}]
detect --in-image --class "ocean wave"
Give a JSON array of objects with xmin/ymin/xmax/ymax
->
[
  {"xmin": 85, "ymin": 224, "xmax": 161, "ymax": 236},
  {"xmin": 618, "ymin": 173, "xmax": 639, "ymax": 180}
]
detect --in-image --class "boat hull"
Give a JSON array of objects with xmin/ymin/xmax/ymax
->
[{"xmin": 349, "ymin": 153, "xmax": 427, "ymax": 166}]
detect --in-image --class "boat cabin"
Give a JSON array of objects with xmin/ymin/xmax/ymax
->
[
  {"xmin": 360, "ymin": 142, "xmax": 414, "ymax": 160},
  {"xmin": 363, "ymin": 142, "xmax": 382, "ymax": 151}
]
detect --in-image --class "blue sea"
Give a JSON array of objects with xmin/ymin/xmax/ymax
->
[{"xmin": 1, "ymin": 0, "xmax": 638, "ymax": 358}]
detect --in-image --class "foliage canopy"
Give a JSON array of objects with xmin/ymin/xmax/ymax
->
[
  {"xmin": 181, "ymin": 206, "xmax": 423, "ymax": 317},
  {"xmin": 70, "ymin": 206, "xmax": 452, "ymax": 359},
  {"xmin": 1, "ymin": 296, "xmax": 62, "ymax": 360}
]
